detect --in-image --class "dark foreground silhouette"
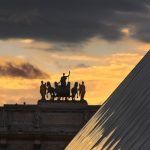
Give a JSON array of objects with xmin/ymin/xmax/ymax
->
[{"xmin": 40, "ymin": 71, "xmax": 86, "ymax": 102}]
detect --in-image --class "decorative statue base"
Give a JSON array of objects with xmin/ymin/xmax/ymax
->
[{"xmin": 38, "ymin": 99, "xmax": 88, "ymax": 105}]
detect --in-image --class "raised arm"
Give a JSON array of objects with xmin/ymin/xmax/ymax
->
[{"xmin": 66, "ymin": 71, "xmax": 70, "ymax": 77}]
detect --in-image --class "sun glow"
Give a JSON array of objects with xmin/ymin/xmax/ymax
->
[{"xmin": 18, "ymin": 39, "xmax": 34, "ymax": 44}]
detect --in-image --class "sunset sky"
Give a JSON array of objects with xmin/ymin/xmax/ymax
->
[{"xmin": 0, "ymin": 0, "xmax": 150, "ymax": 105}]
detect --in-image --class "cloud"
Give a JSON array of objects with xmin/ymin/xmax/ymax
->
[
  {"xmin": 0, "ymin": 0, "xmax": 149, "ymax": 45},
  {"xmin": 51, "ymin": 51, "xmax": 143, "ymax": 104},
  {"xmin": 76, "ymin": 63, "xmax": 90, "ymax": 68},
  {"xmin": 0, "ymin": 51, "xmax": 144, "ymax": 105},
  {"xmin": 0, "ymin": 62, "xmax": 49, "ymax": 79}
]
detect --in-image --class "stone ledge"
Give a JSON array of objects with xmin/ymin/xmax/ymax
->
[{"xmin": 38, "ymin": 100, "xmax": 88, "ymax": 108}]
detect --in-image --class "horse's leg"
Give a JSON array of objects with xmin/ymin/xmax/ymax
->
[
  {"xmin": 81, "ymin": 92, "xmax": 84, "ymax": 100},
  {"xmin": 53, "ymin": 91, "xmax": 55, "ymax": 100},
  {"xmin": 50, "ymin": 93, "xmax": 52, "ymax": 100},
  {"xmin": 51, "ymin": 92, "xmax": 55, "ymax": 101},
  {"xmin": 73, "ymin": 94, "xmax": 75, "ymax": 101}
]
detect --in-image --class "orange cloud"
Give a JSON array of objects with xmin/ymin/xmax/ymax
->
[
  {"xmin": 18, "ymin": 39, "xmax": 34, "ymax": 44},
  {"xmin": 121, "ymin": 28, "xmax": 130, "ymax": 34}
]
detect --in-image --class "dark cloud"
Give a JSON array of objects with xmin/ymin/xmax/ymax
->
[
  {"xmin": 0, "ymin": 0, "xmax": 150, "ymax": 44},
  {"xmin": 0, "ymin": 62, "xmax": 49, "ymax": 79}
]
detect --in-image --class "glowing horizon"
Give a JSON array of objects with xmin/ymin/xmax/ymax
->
[{"xmin": 0, "ymin": 38, "xmax": 148, "ymax": 105}]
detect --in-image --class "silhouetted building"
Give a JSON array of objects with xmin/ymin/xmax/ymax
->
[{"xmin": 0, "ymin": 101, "xmax": 100, "ymax": 150}]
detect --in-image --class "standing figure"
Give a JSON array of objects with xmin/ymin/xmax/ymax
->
[
  {"xmin": 71, "ymin": 82, "xmax": 78, "ymax": 101},
  {"xmin": 54, "ymin": 82, "xmax": 61, "ymax": 101},
  {"xmin": 47, "ymin": 81, "xmax": 55, "ymax": 100},
  {"xmin": 79, "ymin": 81, "xmax": 86, "ymax": 100},
  {"xmin": 60, "ymin": 71, "xmax": 70, "ymax": 88},
  {"xmin": 40, "ymin": 81, "xmax": 46, "ymax": 100},
  {"xmin": 65, "ymin": 82, "xmax": 71, "ymax": 100}
]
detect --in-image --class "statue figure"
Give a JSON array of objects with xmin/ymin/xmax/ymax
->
[
  {"xmin": 71, "ymin": 82, "xmax": 78, "ymax": 100},
  {"xmin": 47, "ymin": 81, "xmax": 55, "ymax": 100},
  {"xmin": 79, "ymin": 81, "xmax": 86, "ymax": 100},
  {"xmin": 65, "ymin": 82, "xmax": 70, "ymax": 100},
  {"xmin": 54, "ymin": 82, "xmax": 61, "ymax": 100},
  {"xmin": 40, "ymin": 81, "xmax": 46, "ymax": 100},
  {"xmin": 59, "ymin": 71, "xmax": 70, "ymax": 88}
]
